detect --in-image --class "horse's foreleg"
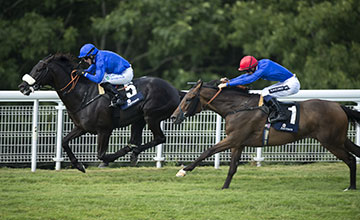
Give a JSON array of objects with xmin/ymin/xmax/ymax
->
[
  {"xmin": 222, "ymin": 146, "xmax": 245, "ymax": 189},
  {"xmin": 96, "ymin": 130, "xmax": 132, "ymax": 166},
  {"xmin": 62, "ymin": 127, "xmax": 87, "ymax": 173},
  {"xmin": 128, "ymin": 119, "xmax": 146, "ymax": 166},
  {"xmin": 178, "ymin": 138, "xmax": 232, "ymax": 175},
  {"xmin": 131, "ymin": 119, "xmax": 165, "ymax": 166},
  {"xmin": 96, "ymin": 131, "xmax": 112, "ymax": 167}
]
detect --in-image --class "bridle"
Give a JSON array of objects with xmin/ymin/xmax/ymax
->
[
  {"xmin": 21, "ymin": 59, "xmax": 50, "ymax": 93},
  {"xmin": 177, "ymin": 83, "xmax": 220, "ymax": 119},
  {"xmin": 22, "ymin": 56, "xmax": 80, "ymax": 94}
]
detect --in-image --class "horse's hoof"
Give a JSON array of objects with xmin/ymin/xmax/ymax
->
[
  {"xmin": 130, "ymin": 153, "xmax": 138, "ymax": 167},
  {"xmin": 75, "ymin": 163, "xmax": 86, "ymax": 173},
  {"xmin": 343, "ymin": 186, "xmax": 356, "ymax": 191},
  {"xmin": 176, "ymin": 169, "xmax": 186, "ymax": 177},
  {"xmin": 98, "ymin": 162, "xmax": 109, "ymax": 168}
]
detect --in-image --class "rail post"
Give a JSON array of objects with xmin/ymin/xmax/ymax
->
[
  {"xmin": 154, "ymin": 121, "xmax": 165, "ymax": 168},
  {"xmin": 254, "ymin": 147, "xmax": 264, "ymax": 167},
  {"xmin": 53, "ymin": 102, "xmax": 65, "ymax": 170},
  {"xmin": 31, "ymin": 100, "xmax": 39, "ymax": 172},
  {"xmin": 214, "ymin": 114, "xmax": 222, "ymax": 169}
]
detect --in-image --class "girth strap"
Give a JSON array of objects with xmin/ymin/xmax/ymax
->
[{"xmin": 263, "ymin": 123, "xmax": 271, "ymax": 146}]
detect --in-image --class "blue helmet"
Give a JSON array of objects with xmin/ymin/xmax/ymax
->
[{"xmin": 78, "ymin": 43, "xmax": 99, "ymax": 58}]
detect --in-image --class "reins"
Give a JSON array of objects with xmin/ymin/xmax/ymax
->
[
  {"xmin": 206, "ymin": 88, "xmax": 222, "ymax": 106},
  {"xmin": 205, "ymin": 85, "xmax": 247, "ymax": 107},
  {"xmin": 202, "ymin": 84, "xmax": 265, "ymax": 116},
  {"xmin": 59, "ymin": 70, "xmax": 80, "ymax": 93}
]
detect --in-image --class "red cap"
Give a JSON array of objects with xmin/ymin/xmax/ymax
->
[{"xmin": 238, "ymin": 56, "xmax": 258, "ymax": 71}]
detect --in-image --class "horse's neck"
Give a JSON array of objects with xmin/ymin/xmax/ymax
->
[
  {"xmin": 56, "ymin": 78, "xmax": 98, "ymax": 113},
  {"xmin": 47, "ymin": 58, "xmax": 98, "ymax": 113},
  {"xmin": 201, "ymin": 88, "xmax": 257, "ymax": 117}
]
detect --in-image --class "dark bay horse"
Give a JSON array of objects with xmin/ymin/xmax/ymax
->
[
  {"xmin": 19, "ymin": 54, "xmax": 184, "ymax": 172},
  {"xmin": 171, "ymin": 80, "xmax": 360, "ymax": 190}
]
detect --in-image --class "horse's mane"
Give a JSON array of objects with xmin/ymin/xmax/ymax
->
[
  {"xmin": 203, "ymin": 80, "xmax": 250, "ymax": 95},
  {"xmin": 51, "ymin": 53, "xmax": 77, "ymax": 69}
]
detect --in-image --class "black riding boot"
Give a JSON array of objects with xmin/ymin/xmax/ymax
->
[
  {"xmin": 264, "ymin": 95, "xmax": 288, "ymax": 123},
  {"xmin": 113, "ymin": 92, "xmax": 127, "ymax": 107},
  {"xmin": 100, "ymin": 83, "xmax": 127, "ymax": 107}
]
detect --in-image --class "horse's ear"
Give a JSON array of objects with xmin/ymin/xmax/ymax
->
[
  {"xmin": 43, "ymin": 54, "xmax": 54, "ymax": 63},
  {"xmin": 49, "ymin": 54, "xmax": 54, "ymax": 61},
  {"xmin": 195, "ymin": 80, "xmax": 203, "ymax": 89}
]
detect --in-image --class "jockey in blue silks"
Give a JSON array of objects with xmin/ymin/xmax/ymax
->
[
  {"xmin": 76, "ymin": 43, "xmax": 134, "ymax": 107},
  {"xmin": 218, "ymin": 55, "xmax": 300, "ymax": 123}
]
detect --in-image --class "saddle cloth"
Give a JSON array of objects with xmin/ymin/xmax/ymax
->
[
  {"xmin": 117, "ymin": 82, "xmax": 144, "ymax": 110},
  {"xmin": 271, "ymin": 102, "xmax": 300, "ymax": 133},
  {"xmin": 262, "ymin": 102, "xmax": 300, "ymax": 146},
  {"xmin": 98, "ymin": 82, "xmax": 144, "ymax": 110}
]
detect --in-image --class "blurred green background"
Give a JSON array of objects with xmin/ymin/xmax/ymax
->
[{"xmin": 1, "ymin": 0, "xmax": 359, "ymax": 90}]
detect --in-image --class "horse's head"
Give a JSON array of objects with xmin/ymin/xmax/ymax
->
[
  {"xmin": 171, "ymin": 80, "xmax": 203, "ymax": 124},
  {"xmin": 18, "ymin": 54, "xmax": 54, "ymax": 95}
]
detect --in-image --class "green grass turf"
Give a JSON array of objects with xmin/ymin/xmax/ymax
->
[{"xmin": 0, "ymin": 163, "xmax": 359, "ymax": 220}]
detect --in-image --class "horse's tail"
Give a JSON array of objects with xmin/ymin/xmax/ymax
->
[
  {"xmin": 341, "ymin": 105, "xmax": 360, "ymax": 124},
  {"xmin": 345, "ymin": 138, "xmax": 360, "ymax": 158},
  {"xmin": 341, "ymin": 105, "xmax": 360, "ymax": 157}
]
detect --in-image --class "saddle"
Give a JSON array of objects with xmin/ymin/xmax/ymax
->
[
  {"xmin": 110, "ymin": 82, "xmax": 144, "ymax": 127},
  {"xmin": 98, "ymin": 81, "xmax": 144, "ymax": 122}
]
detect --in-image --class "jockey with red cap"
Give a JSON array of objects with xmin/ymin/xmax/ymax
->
[{"xmin": 218, "ymin": 56, "xmax": 300, "ymax": 123}]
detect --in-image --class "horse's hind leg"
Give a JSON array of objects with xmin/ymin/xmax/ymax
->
[
  {"xmin": 222, "ymin": 146, "xmax": 245, "ymax": 189},
  {"xmin": 323, "ymin": 142, "xmax": 357, "ymax": 190},
  {"xmin": 62, "ymin": 127, "xmax": 87, "ymax": 172}
]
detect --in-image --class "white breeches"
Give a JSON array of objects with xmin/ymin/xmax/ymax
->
[
  {"xmin": 101, "ymin": 67, "xmax": 134, "ymax": 85},
  {"xmin": 261, "ymin": 75, "xmax": 300, "ymax": 98}
]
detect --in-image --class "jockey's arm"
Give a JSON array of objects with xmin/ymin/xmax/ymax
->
[
  {"xmin": 227, "ymin": 70, "xmax": 262, "ymax": 87},
  {"xmin": 85, "ymin": 64, "xmax": 96, "ymax": 74},
  {"xmin": 84, "ymin": 64, "xmax": 105, "ymax": 84}
]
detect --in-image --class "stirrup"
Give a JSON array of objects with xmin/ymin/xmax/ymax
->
[
  {"xmin": 109, "ymin": 97, "xmax": 120, "ymax": 108},
  {"xmin": 268, "ymin": 113, "xmax": 287, "ymax": 123},
  {"xmin": 109, "ymin": 101, "xmax": 117, "ymax": 108},
  {"xmin": 115, "ymin": 98, "xmax": 126, "ymax": 106}
]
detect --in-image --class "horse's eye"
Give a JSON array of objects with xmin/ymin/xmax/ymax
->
[
  {"xmin": 186, "ymin": 98, "xmax": 193, "ymax": 103},
  {"xmin": 37, "ymin": 67, "xmax": 44, "ymax": 72}
]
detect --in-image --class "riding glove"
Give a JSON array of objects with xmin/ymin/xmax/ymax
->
[{"xmin": 75, "ymin": 69, "xmax": 85, "ymax": 76}]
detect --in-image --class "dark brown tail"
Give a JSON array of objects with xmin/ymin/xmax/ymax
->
[
  {"xmin": 341, "ymin": 105, "xmax": 360, "ymax": 124},
  {"xmin": 341, "ymin": 105, "xmax": 360, "ymax": 157},
  {"xmin": 345, "ymin": 139, "xmax": 360, "ymax": 158}
]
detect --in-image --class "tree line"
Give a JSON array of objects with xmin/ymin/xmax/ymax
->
[{"xmin": 1, "ymin": 0, "xmax": 359, "ymax": 90}]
